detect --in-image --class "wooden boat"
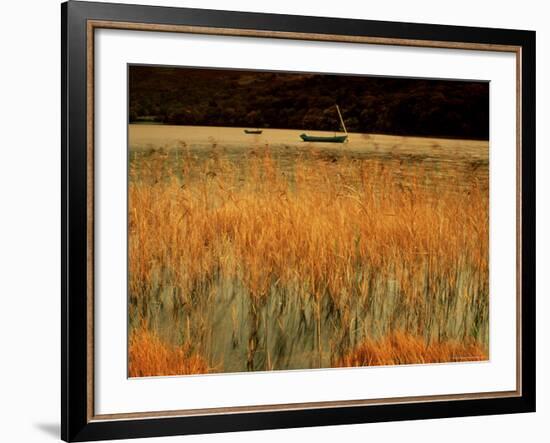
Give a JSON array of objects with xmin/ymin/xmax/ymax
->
[
  {"xmin": 300, "ymin": 104, "xmax": 348, "ymax": 143},
  {"xmin": 244, "ymin": 129, "xmax": 263, "ymax": 134},
  {"xmin": 300, "ymin": 134, "xmax": 348, "ymax": 143}
]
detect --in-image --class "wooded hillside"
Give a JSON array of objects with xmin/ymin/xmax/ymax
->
[{"xmin": 129, "ymin": 65, "xmax": 489, "ymax": 140}]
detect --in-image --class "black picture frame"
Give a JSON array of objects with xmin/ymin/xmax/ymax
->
[{"xmin": 62, "ymin": 1, "xmax": 536, "ymax": 441}]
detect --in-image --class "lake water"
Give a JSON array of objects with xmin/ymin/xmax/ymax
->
[
  {"xmin": 129, "ymin": 124, "xmax": 488, "ymax": 162},
  {"xmin": 129, "ymin": 124, "xmax": 489, "ymax": 196}
]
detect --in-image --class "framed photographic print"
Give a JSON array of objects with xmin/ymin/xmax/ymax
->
[{"xmin": 61, "ymin": 1, "xmax": 536, "ymax": 441}]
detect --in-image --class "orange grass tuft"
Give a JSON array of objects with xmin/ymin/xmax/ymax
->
[
  {"xmin": 128, "ymin": 327, "xmax": 209, "ymax": 377},
  {"xmin": 338, "ymin": 331, "xmax": 487, "ymax": 367}
]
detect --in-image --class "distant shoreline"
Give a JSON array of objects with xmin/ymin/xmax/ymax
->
[{"xmin": 129, "ymin": 123, "xmax": 489, "ymax": 143}]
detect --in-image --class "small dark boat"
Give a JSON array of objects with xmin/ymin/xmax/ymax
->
[
  {"xmin": 300, "ymin": 104, "xmax": 349, "ymax": 143},
  {"xmin": 300, "ymin": 134, "xmax": 348, "ymax": 143},
  {"xmin": 244, "ymin": 129, "xmax": 263, "ymax": 134}
]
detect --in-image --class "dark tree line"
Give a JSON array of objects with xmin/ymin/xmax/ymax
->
[{"xmin": 129, "ymin": 65, "xmax": 489, "ymax": 140}]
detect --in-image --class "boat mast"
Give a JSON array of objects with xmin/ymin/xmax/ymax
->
[{"xmin": 335, "ymin": 104, "xmax": 348, "ymax": 136}]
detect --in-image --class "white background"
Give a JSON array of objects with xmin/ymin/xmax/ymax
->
[{"xmin": 0, "ymin": 0, "xmax": 547, "ymax": 442}]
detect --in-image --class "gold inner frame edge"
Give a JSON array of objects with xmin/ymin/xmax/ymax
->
[{"xmin": 85, "ymin": 19, "xmax": 523, "ymax": 422}]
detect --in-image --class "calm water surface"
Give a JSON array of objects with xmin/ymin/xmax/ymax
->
[{"xmin": 129, "ymin": 124, "xmax": 488, "ymax": 161}]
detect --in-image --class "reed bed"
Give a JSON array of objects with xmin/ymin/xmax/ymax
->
[
  {"xmin": 128, "ymin": 144, "xmax": 489, "ymax": 375},
  {"xmin": 337, "ymin": 331, "xmax": 487, "ymax": 367},
  {"xmin": 129, "ymin": 326, "xmax": 209, "ymax": 377}
]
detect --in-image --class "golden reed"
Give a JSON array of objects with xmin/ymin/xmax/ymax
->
[
  {"xmin": 338, "ymin": 331, "xmax": 486, "ymax": 367},
  {"xmin": 129, "ymin": 326, "xmax": 208, "ymax": 377},
  {"xmin": 128, "ymin": 145, "xmax": 489, "ymax": 375}
]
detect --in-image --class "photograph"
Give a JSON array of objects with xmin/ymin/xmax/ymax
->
[{"xmin": 127, "ymin": 65, "xmax": 490, "ymax": 377}]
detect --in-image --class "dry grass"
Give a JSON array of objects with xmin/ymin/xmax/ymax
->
[
  {"xmin": 128, "ymin": 145, "xmax": 489, "ymax": 374},
  {"xmin": 129, "ymin": 326, "xmax": 209, "ymax": 377},
  {"xmin": 337, "ymin": 331, "xmax": 487, "ymax": 367}
]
